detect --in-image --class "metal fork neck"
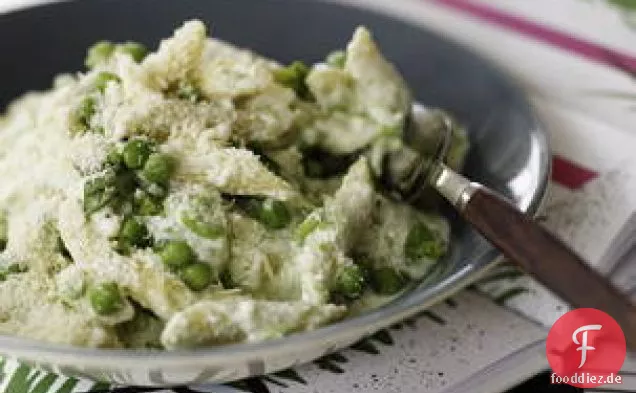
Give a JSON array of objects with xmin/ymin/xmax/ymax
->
[{"xmin": 430, "ymin": 163, "xmax": 481, "ymax": 211}]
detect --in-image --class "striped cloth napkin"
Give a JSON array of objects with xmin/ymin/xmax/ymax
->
[{"xmin": 0, "ymin": 0, "xmax": 635, "ymax": 392}]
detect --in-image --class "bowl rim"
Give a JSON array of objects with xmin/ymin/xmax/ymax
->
[{"xmin": 0, "ymin": 0, "xmax": 551, "ymax": 368}]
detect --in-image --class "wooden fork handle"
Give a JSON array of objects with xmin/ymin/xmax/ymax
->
[{"xmin": 462, "ymin": 187, "xmax": 636, "ymax": 349}]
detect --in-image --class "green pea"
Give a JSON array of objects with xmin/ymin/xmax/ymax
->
[
  {"xmin": 273, "ymin": 61, "xmax": 312, "ymax": 100},
  {"xmin": 159, "ymin": 240, "xmax": 195, "ymax": 269},
  {"xmin": 180, "ymin": 262, "xmax": 212, "ymax": 291},
  {"xmin": 370, "ymin": 267, "xmax": 406, "ymax": 295},
  {"xmin": 122, "ymin": 140, "xmax": 152, "ymax": 169},
  {"xmin": 142, "ymin": 153, "xmax": 175, "ymax": 186},
  {"xmin": 404, "ymin": 222, "xmax": 445, "ymax": 262},
  {"xmin": 262, "ymin": 199, "xmax": 291, "ymax": 229},
  {"xmin": 89, "ymin": 282, "xmax": 124, "ymax": 315},
  {"xmin": 83, "ymin": 172, "xmax": 117, "ymax": 215},
  {"xmin": 69, "ymin": 96, "xmax": 97, "ymax": 135},
  {"xmin": 242, "ymin": 198, "xmax": 291, "ymax": 229},
  {"xmin": 181, "ymin": 213, "xmax": 224, "ymax": 239},
  {"xmin": 0, "ymin": 271, "xmax": 6, "ymax": 282},
  {"xmin": 117, "ymin": 42, "xmax": 149, "ymax": 63},
  {"xmin": 94, "ymin": 72, "xmax": 121, "ymax": 93},
  {"xmin": 334, "ymin": 264, "xmax": 365, "ymax": 299},
  {"xmin": 106, "ymin": 148, "xmax": 123, "ymax": 168},
  {"xmin": 326, "ymin": 50, "xmax": 346, "ymax": 68},
  {"xmin": 85, "ymin": 41, "xmax": 115, "ymax": 69},
  {"xmin": 135, "ymin": 193, "xmax": 164, "ymax": 216},
  {"xmin": 119, "ymin": 217, "xmax": 149, "ymax": 247}
]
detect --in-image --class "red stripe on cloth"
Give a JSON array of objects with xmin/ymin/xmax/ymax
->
[
  {"xmin": 551, "ymin": 156, "xmax": 598, "ymax": 189},
  {"xmin": 428, "ymin": 0, "xmax": 636, "ymax": 74}
]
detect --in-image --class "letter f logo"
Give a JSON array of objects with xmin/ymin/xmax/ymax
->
[{"xmin": 573, "ymin": 324, "xmax": 602, "ymax": 368}]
